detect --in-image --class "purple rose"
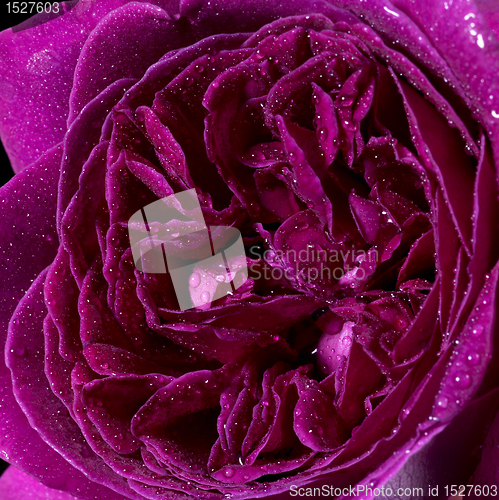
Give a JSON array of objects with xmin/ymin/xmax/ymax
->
[{"xmin": 1, "ymin": 0, "xmax": 499, "ymax": 499}]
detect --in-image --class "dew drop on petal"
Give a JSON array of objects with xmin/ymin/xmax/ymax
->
[
  {"xmin": 12, "ymin": 346, "xmax": 25, "ymax": 357},
  {"xmin": 466, "ymin": 353, "xmax": 480, "ymax": 365},
  {"xmin": 436, "ymin": 395, "xmax": 448, "ymax": 408},
  {"xmin": 189, "ymin": 272, "xmax": 201, "ymax": 288},
  {"xmin": 471, "ymin": 325, "xmax": 484, "ymax": 337},
  {"xmin": 454, "ymin": 373, "xmax": 471, "ymax": 388}
]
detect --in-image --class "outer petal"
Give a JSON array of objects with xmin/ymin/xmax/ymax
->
[
  {"xmin": 476, "ymin": 0, "xmax": 499, "ymax": 40},
  {"xmin": 68, "ymin": 2, "xmax": 202, "ymax": 124},
  {"xmin": 0, "ymin": 148, "xmax": 129, "ymax": 498},
  {"xmin": 0, "ymin": 144, "xmax": 60, "ymax": 329},
  {"xmin": 6, "ymin": 271, "xmax": 141, "ymax": 499},
  {"xmin": 391, "ymin": 0, "xmax": 499, "ymax": 139},
  {"xmin": 473, "ymin": 405, "xmax": 499, "ymax": 488},
  {"xmin": 0, "ymin": 466, "xmax": 78, "ymax": 500},
  {"xmin": 374, "ymin": 388, "xmax": 499, "ymax": 499},
  {"xmin": 0, "ymin": 0, "xmax": 177, "ymax": 172},
  {"xmin": 332, "ymin": 0, "xmax": 499, "ymax": 169}
]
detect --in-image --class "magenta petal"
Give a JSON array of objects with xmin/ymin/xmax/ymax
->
[
  {"xmin": 0, "ymin": 466, "xmax": 78, "ymax": 500},
  {"xmin": 276, "ymin": 115, "xmax": 333, "ymax": 232},
  {"xmin": 379, "ymin": 387, "xmax": 499, "ymax": 497},
  {"xmin": 294, "ymin": 387, "xmax": 347, "ymax": 451},
  {"xmin": 474, "ymin": 403, "xmax": 499, "ymax": 487},
  {"xmin": 181, "ymin": 0, "xmax": 358, "ymax": 35},
  {"xmin": 0, "ymin": 148, "xmax": 64, "ymax": 477},
  {"xmin": 131, "ymin": 366, "xmax": 237, "ymax": 474},
  {"xmin": 349, "ymin": 193, "xmax": 381, "ymax": 244},
  {"xmin": 335, "ymin": 0, "xmax": 499, "ymax": 156},
  {"xmin": 430, "ymin": 261, "xmax": 499, "ymax": 424},
  {"xmin": 83, "ymin": 374, "xmax": 174, "ymax": 454},
  {"xmin": 6, "ymin": 272, "xmax": 144, "ymax": 499},
  {"xmin": 395, "ymin": 75, "xmax": 476, "ymax": 255},
  {"xmin": 454, "ymin": 136, "xmax": 499, "ymax": 335},
  {"xmin": 0, "ymin": 0, "xmax": 140, "ymax": 172},
  {"xmin": 0, "ymin": 148, "xmax": 109, "ymax": 495},
  {"xmin": 390, "ymin": 0, "xmax": 499, "ymax": 155},
  {"xmin": 476, "ymin": 0, "xmax": 499, "ymax": 41},
  {"xmin": 0, "ymin": 145, "xmax": 60, "ymax": 331},
  {"xmin": 1, "ymin": 0, "xmax": 499, "ymax": 497},
  {"xmin": 69, "ymin": 3, "xmax": 186, "ymax": 124}
]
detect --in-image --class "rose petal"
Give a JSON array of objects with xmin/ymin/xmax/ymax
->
[
  {"xmin": 473, "ymin": 403, "xmax": 499, "ymax": 488},
  {"xmin": 0, "ymin": 466, "xmax": 78, "ymax": 500},
  {"xmin": 0, "ymin": 0, "xmax": 146, "ymax": 172},
  {"xmin": 6, "ymin": 272, "xmax": 147, "ymax": 499},
  {"xmin": 375, "ymin": 387, "xmax": 499, "ymax": 499},
  {"xmin": 68, "ymin": 3, "xmax": 189, "ymax": 124},
  {"xmin": 394, "ymin": 74, "xmax": 476, "ymax": 256}
]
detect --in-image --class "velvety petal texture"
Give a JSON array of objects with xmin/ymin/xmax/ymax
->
[
  {"xmin": 1, "ymin": 0, "xmax": 499, "ymax": 499},
  {"xmin": 0, "ymin": 466, "xmax": 79, "ymax": 500}
]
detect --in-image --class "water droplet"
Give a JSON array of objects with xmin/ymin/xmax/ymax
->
[
  {"xmin": 466, "ymin": 353, "xmax": 480, "ymax": 365},
  {"xmin": 215, "ymin": 274, "xmax": 225, "ymax": 283},
  {"xmin": 454, "ymin": 372, "xmax": 471, "ymax": 388},
  {"xmin": 318, "ymin": 127, "xmax": 328, "ymax": 139},
  {"xmin": 189, "ymin": 272, "xmax": 201, "ymax": 288},
  {"xmin": 296, "ymin": 221, "xmax": 309, "ymax": 231},
  {"xmin": 224, "ymin": 468, "xmax": 234, "ymax": 478},
  {"xmin": 200, "ymin": 291, "xmax": 211, "ymax": 303},
  {"xmin": 12, "ymin": 346, "xmax": 25, "ymax": 357},
  {"xmin": 471, "ymin": 325, "xmax": 484, "ymax": 337},
  {"xmin": 436, "ymin": 395, "xmax": 448, "ymax": 408}
]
